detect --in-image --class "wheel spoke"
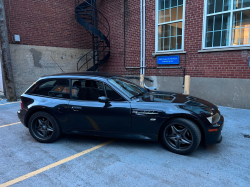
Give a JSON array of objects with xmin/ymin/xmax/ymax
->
[
  {"xmin": 37, "ymin": 127, "xmax": 43, "ymax": 131},
  {"xmin": 42, "ymin": 130, "xmax": 48, "ymax": 137},
  {"xmin": 181, "ymin": 138, "xmax": 192, "ymax": 144},
  {"xmin": 47, "ymin": 127, "xmax": 53, "ymax": 132},
  {"xmin": 38, "ymin": 119, "xmax": 43, "ymax": 126},
  {"xmin": 44, "ymin": 120, "xmax": 50, "ymax": 126},
  {"xmin": 168, "ymin": 136, "xmax": 176, "ymax": 141},
  {"xmin": 171, "ymin": 125, "xmax": 178, "ymax": 135},
  {"xmin": 179, "ymin": 128, "xmax": 187, "ymax": 136},
  {"xmin": 175, "ymin": 139, "xmax": 181, "ymax": 149},
  {"xmin": 167, "ymin": 134, "xmax": 175, "ymax": 137}
]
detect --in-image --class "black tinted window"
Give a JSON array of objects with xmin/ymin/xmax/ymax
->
[
  {"xmin": 71, "ymin": 79, "xmax": 105, "ymax": 101},
  {"xmin": 105, "ymin": 85, "xmax": 125, "ymax": 101},
  {"xmin": 27, "ymin": 79, "xmax": 70, "ymax": 99}
]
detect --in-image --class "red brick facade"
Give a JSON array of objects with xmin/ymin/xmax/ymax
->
[
  {"xmin": 5, "ymin": 0, "xmax": 250, "ymax": 79},
  {"xmin": 100, "ymin": 0, "xmax": 250, "ymax": 79},
  {"xmin": 4, "ymin": 0, "xmax": 91, "ymax": 49}
]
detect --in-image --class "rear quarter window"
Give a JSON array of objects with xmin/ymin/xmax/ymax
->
[{"xmin": 26, "ymin": 78, "xmax": 70, "ymax": 99}]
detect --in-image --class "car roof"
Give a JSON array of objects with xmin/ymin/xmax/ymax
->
[{"xmin": 42, "ymin": 72, "xmax": 121, "ymax": 79}]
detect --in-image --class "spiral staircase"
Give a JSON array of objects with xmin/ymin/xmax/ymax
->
[{"xmin": 75, "ymin": 0, "xmax": 110, "ymax": 71}]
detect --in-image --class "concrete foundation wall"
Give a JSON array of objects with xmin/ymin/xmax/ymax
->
[
  {"xmin": 10, "ymin": 44, "xmax": 90, "ymax": 97},
  {"xmin": 0, "ymin": 58, "xmax": 3, "ymax": 92},
  {"xmin": 141, "ymin": 76, "xmax": 250, "ymax": 109}
]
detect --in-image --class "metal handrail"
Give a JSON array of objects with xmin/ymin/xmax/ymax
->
[
  {"xmin": 75, "ymin": 0, "xmax": 110, "ymax": 71},
  {"xmin": 76, "ymin": 10, "xmax": 110, "ymax": 40},
  {"xmin": 75, "ymin": 0, "xmax": 110, "ymax": 40}
]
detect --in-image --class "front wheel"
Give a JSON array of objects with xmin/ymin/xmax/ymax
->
[
  {"xmin": 160, "ymin": 118, "xmax": 201, "ymax": 155},
  {"xmin": 28, "ymin": 111, "xmax": 61, "ymax": 143}
]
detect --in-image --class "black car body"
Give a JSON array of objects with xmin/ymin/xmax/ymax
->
[{"xmin": 18, "ymin": 72, "xmax": 224, "ymax": 155}]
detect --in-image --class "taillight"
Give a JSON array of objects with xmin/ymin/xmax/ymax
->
[{"xmin": 21, "ymin": 100, "xmax": 23, "ymax": 109}]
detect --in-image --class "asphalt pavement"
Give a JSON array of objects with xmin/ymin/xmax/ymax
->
[{"xmin": 0, "ymin": 100, "xmax": 249, "ymax": 186}]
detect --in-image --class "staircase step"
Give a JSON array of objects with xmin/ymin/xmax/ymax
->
[{"xmin": 76, "ymin": 0, "xmax": 110, "ymax": 72}]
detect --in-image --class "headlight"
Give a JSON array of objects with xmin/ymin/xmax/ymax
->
[
  {"xmin": 207, "ymin": 116, "xmax": 212, "ymax": 123},
  {"xmin": 207, "ymin": 113, "xmax": 220, "ymax": 124}
]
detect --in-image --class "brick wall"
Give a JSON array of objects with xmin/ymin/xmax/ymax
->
[
  {"xmin": 4, "ymin": 0, "xmax": 92, "ymax": 49},
  {"xmin": 184, "ymin": 0, "xmax": 250, "ymax": 79},
  {"xmin": 5, "ymin": 0, "xmax": 250, "ymax": 79},
  {"xmin": 99, "ymin": 0, "xmax": 250, "ymax": 79}
]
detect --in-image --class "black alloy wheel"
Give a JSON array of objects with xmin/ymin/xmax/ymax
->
[
  {"xmin": 160, "ymin": 118, "xmax": 201, "ymax": 155},
  {"xmin": 166, "ymin": 124, "xmax": 193, "ymax": 150},
  {"xmin": 33, "ymin": 117, "xmax": 53, "ymax": 139},
  {"xmin": 29, "ymin": 112, "xmax": 61, "ymax": 143}
]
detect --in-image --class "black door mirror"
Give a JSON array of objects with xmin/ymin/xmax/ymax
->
[{"xmin": 98, "ymin": 96, "xmax": 110, "ymax": 103}]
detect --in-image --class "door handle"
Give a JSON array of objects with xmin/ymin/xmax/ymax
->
[{"xmin": 72, "ymin": 106, "xmax": 82, "ymax": 111}]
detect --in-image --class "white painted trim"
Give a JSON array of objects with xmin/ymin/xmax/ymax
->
[
  {"xmin": 182, "ymin": 0, "xmax": 186, "ymax": 51},
  {"xmin": 202, "ymin": 0, "xmax": 250, "ymax": 49},
  {"xmin": 202, "ymin": 0, "xmax": 207, "ymax": 49},
  {"xmin": 198, "ymin": 46, "xmax": 250, "ymax": 53},
  {"xmin": 155, "ymin": 1, "xmax": 158, "ymax": 53},
  {"xmin": 155, "ymin": 0, "xmax": 185, "ymax": 52},
  {"xmin": 152, "ymin": 51, "xmax": 186, "ymax": 57},
  {"xmin": 229, "ymin": 0, "xmax": 233, "ymax": 46}
]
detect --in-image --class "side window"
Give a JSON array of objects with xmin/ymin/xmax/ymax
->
[
  {"xmin": 26, "ymin": 79, "xmax": 70, "ymax": 99},
  {"xmin": 105, "ymin": 85, "xmax": 125, "ymax": 101},
  {"xmin": 39, "ymin": 80, "xmax": 56, "ymax": 89},
  {"xmin": 71, "ymin": 79, "xmax": 105, "ymax": 101}
]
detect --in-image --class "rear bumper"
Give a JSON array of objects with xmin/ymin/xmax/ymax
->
[
  {"xmin": 17, "ymin": 109, "xmax": 27, "ymax": 127},
  {"xmin": 205, "ymin": 115, "xmax": 224, "ymax": 145}
]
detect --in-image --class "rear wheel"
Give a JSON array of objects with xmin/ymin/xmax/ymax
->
[
  {"xmin": 160, "ymin": 118, "xmax": 201, "ymax": 155},
  {"xmin": 28, "ymin": 111, "xmax": 61, "ymax": 143}
]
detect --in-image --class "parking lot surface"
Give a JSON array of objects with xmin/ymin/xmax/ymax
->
[{"xmin": 0, "ymin": 99, "xmax": 250, "ymax": 186}]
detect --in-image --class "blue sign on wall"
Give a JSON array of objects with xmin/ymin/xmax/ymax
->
[{"xmin": 157, "ymin": 56, "xmax": 179, "ymax": 65}]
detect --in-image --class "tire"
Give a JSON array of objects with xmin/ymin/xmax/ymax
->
[
  {"xmin": 28, "ymin": 111, "xmax": 61, "ymax": 143},
  {"xmin": 160, "ymin": 118, "xmax": 201, "ymax": 155}
]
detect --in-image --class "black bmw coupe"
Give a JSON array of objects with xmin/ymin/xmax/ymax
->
[{"xmin": 17, "ymin": 72, "xmax": 224, "ymax": 155}]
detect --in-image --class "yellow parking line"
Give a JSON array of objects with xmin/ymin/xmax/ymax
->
[
  {"xmin": 0, "ymin": 139, "xmax": 115, "ymax": 187},
  {"xmin": 0, "ymin": 101, "xmax": 20, "ymax": 106},
  {"xmin": 0, "ymin": 122, "xmax": 21, "ymax": 128}
]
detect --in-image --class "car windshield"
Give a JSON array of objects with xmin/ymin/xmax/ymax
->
[{"xmin": 108, "ymin": 78, "xmax": 147, "ymax": 98}]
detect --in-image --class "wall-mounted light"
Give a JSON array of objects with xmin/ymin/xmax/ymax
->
[{"xmin": 14, "ymin": 35, "xmax": 20, "ymax": 42}]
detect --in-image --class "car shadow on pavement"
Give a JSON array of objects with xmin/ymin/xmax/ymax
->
[
  {"xmin": 59, "ymin": 134, "xmax": 163, "ymax": 150},
  {"xmin": 57, "ymin": 134, "xmax": 222, "ymax": 156},
  {"xmin": 22, "ymin": 133, "xmax": 222, "ymax": 157}
]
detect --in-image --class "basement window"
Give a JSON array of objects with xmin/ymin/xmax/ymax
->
[
  {"xmin": 203, "ymin": 0, "xmax": 250, "ymax": 49},
  {"xmin": 156, "ymin": 0, "xmax": 185, "ymax": 52}
]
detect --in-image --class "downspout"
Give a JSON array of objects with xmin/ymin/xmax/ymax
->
[
  {"xmin": 143, "ymin": 0, "xmax": 146, "ymax": 76},
  {"xmin": 140, "ymin": 0, "xmax": 146, "ymax": 88},
  {"xmin": 124, "ymin": 0, "xmax": 184, "ymax": 87}
]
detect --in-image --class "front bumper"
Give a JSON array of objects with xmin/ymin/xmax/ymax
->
[{"xmin": 205, "ymin": 115, "xmax": 224, "ymax": 145}]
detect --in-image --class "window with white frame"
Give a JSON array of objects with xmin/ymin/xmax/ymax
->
[
  {"xmin": 204, "ymin": 0, "xmax": 250, "ymax": 48},
  {"xmin": 157, "ymin": 0, "xmax": 185, "ymax": 51}
]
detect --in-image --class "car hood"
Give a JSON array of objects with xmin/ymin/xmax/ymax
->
[{"xmin": 139, "ymin": 91, "xmax": 217, "ymax": 110}]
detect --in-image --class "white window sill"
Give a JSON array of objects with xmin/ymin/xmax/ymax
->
[
  {"xmin": 198, "ymin": 47, "xmax": 250, "ymax": 53},
  {"xmin": 152, "ymin": 51, "xmax": 186, "ymax": 57}
]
